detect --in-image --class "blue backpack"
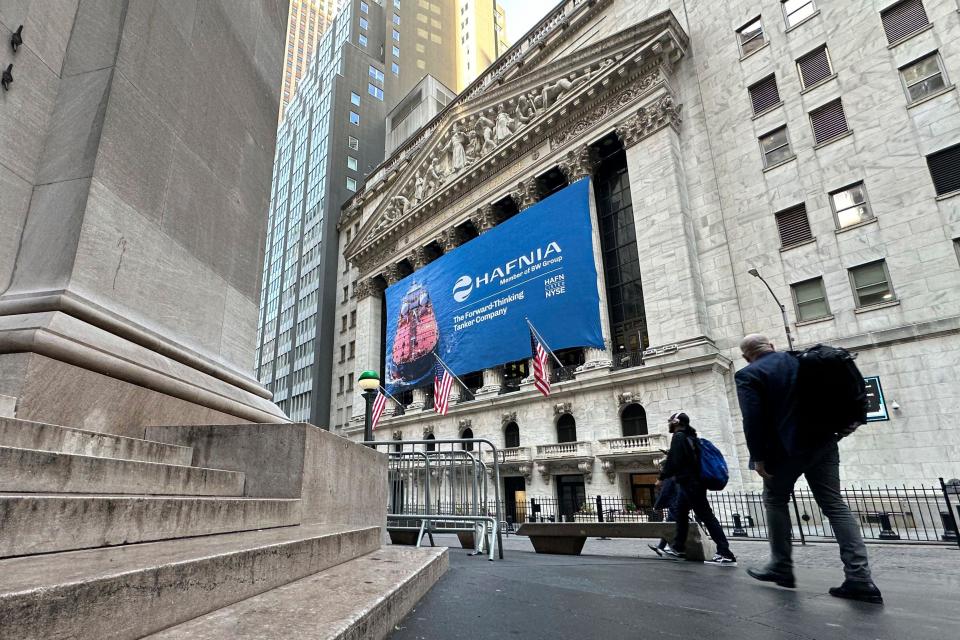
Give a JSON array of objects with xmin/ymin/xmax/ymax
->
[{"xmin": 697, "ymin": 438, "xmax": 729, "ymax": 491}]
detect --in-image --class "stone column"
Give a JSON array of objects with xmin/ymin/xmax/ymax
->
[
  {"xmin": 559, "ymin": 146, "xmax": 615, "ymax": 373},
  {"xmin": 352, "ymin": 276, "xmax": 385, "ymax": 421},
  {"xmin": 616, "ymin": 95, "xmax": 709, "ymax": 347},
  {"xmin": 408, "ymin": 386, "xmax": 428, "ymax": 411},
  {"xmin": 470, "ymin": 204, "xmax": 503, "ymax": 395}
]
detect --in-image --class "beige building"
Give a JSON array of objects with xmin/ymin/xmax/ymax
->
[
  {"xmin": 332, "ymin": 0, "xmax": 960, "ymax": 514},
  {"xmin": 456, "ymin": 0, "xmax": 509, "ymax": 88},
  {"xmin": 280, "ymin": 0, "xmax": 343, "ymax": 122}
]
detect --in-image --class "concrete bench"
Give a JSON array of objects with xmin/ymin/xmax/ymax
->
[{"xmin": 516, "ymin": 522, "xmax": 716, "ymax": 561}]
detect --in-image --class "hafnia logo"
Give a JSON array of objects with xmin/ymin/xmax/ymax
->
[
  {"xmin": 452, "ymin": 275, "xmax": 473, "ymax": 302},
  {"xmin": 452, "ymin": 242, "xmax": 562, "ymax": 302}
]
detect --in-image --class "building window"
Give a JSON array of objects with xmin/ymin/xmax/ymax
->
[
  {"xmin": 809, "ymin": 99, "xmax": 849, "ymax": 145},
  {"xmin": 621, "ymin": 404, "xmax": 648, "ymax": 437},
  {"xmin": 347, "ymin": 375, "xmax": 354, "ymax": 392},
  {"xmin": 338, "ymin": 376, "xmax": 344, "ymax": 394},
  {"xmin": 557, "ymin": 414, "xmax": 577, "ymax": 444},
  {"xmin": 748, "ymin": 75, "xmax": 781, "ymax": 115},
  {"xmin": 737, "ymin": 16, "xmax": 765, "ymax": 57},
  {"xmin": 346, "ymin": 177, "xmax": 357, "ymax": 191},
  {"xmin": 782, "ymin": 0, "xmax": 816, "ymax": 28},
  {"xmin": 393, "ymin": 14, "xmax": 400, "ymax": 25},
  {"xmin": 881, "ymin": 0, "xmax": 929, "ymax": 44},
  {"xmin": 350, "ymin": 310, "xmax": 356, "ymax": 327},
  {"xmin": 394, "ymin": 0, "xmax": 400, "ymax": 7},
  {"xmin": 349, "ymin": 111, "xmax": 360, "ymax": 125},
  {"xmin": 368, "ymin": 83, "xmax": 384, "ymax": 100},
  {"xmin": 340, "ymin": 345, "xmax": 346, "ymax": 363},
  {"xmin": 392, "ymin": 29, "xmax": 400, "ymax": 42},
  {"xmin": 359, "ymin": 17, "xmax": 368, "ymax": 30},
  {"xmin": 596, "ymin": 147, "xmax": 648, "ymax": 355},
  {"xmin": 830, "ymin": 182, "xmax": 872, "ymax": 229},
  {"xmin": 791, "ymin": 277, "xmax": 830, "ymax": 321},
  {"xmin": 504, "ymin": 422, "xmax": 520, "ymax": 449},
  {"xmin": 392, "ymin": 62, "xmax": 399, "ymax": 75},
  {"xmin": 350, "ymin": 92, "xmax": 360, "ymax": 106},
  {"xmin": 775, "ymin": 203, "xmax": 813, "ymax": 248},
  {"xmin": 349, "ymin": 341, "xmax": 355, "ymax": 359},
  {"xmin": 850, "ymin": 260, "xmax": 896, "ymax": 307},
  {"xmin": 926, "ymin": 143, "xmax": 960, "ymax": 196},
  {"xmin": 797, "ymin": 45, "xmax": 833, "ymax": 89},
  {"xmin": 900, "ymin": 52, "xmax": 948, "ymax": 103},
  {"xmin": 358, "ymin": 33, "xmax": 367, "ymax": 47},
  {"xmin": 348, "ymin": 136, "xmax": 359, "ymax": 150},
  {"xmin": 360, "ymin": 1, "xmax": 368, "ymax": 14},
  {"xmin": 392, "ymin": 45, "xmax": 400, "ymax": 57},
  {"xmin": 954, "ymin": 238, "xmax": 960, "ymax": 267},
  {"xmin": 342, "ymin": 286, "xmax": 349, "ymax": 303},
  {"xmin": 347, "ymin": 156, "xmax": 358, "ymax": 171},
  {"xmin": 368, "ymin": 66, "xmax": 384, "ymax": 83},
  {"xmin": 341, "ymin": 313, "xmax": 347, "ymax": 329},
  {"xmin": 759, "ymin": 126, "xmax": 793, "ymax": 168}
]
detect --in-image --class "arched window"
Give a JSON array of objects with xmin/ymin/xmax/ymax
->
[
  {"xmin": 621, "ymin": 403, "xmax": 648, "ymax": 437},
  {"xmin": 461, "ymin": 427, "xmax": 474, "ymax": 451},
  {"xmin": 504, "ymin": 422, "xmax": 520, "ymax": 449},
  {"xmin": 425, "ymin": 432, "xmax": 436, "ymax": 452},
  {"xmin": 556, "ymin": 414, "xmax": 577, "ymax": 443}
]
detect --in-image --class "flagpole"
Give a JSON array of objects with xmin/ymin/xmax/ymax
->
[
  {"xmin": 433, "ymin": 352, "xmax": 473, "ymax": 394},
  {"xmin": 377, "ymin": 385, "xmax": 403, "ymax": 406},
  {"xmin": 525, "ymin": 317, "xmax": 565, "ymax": 369}
]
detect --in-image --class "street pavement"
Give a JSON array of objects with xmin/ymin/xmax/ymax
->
[{"xmin": 388, "ymin": 534, "xmax": 959, "ymax": 640}]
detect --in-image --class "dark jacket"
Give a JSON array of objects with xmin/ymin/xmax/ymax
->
[
  {"xmin": 658, "ymin": 427, "xmax": 700, "ymax": 485},
  {"xmin": 734, "ymin": 350, "xmax": 802, "ymax": 465}
]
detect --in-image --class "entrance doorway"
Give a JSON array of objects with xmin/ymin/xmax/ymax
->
[
  {"xmin": 503, "ymin": 476, "xmax": 526, "ymax": 525},
  {"xmin": 557, "ymin": 474, "xmax": 586, "ymax": 522},
  {"xmin": 630, "ymin": 473, "xmax": 658, "ymax": 511}
]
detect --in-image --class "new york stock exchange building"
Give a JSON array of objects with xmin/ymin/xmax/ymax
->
[{"xmin": 331, "ymin": 0, "xmax": 960, "ymax": 513}]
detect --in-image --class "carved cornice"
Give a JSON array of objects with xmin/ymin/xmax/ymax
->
[
  {"xmin": 438, "ymin": 226, "xmax": 464, "ymax": 253},
  {"xmin": 514, "ymin": 179, "xmax": 540, "ymax": 211},
  {"xmin": 471, "ymin": 204, "xmax": 497, "ymax": 233},
  {"xmin": 409, "ymin": 246, "xmax": 429, "ymax": 269},
  {"xmin": 501, "ymin": 411, "xmax": 517, "ymax": 425},
  {"xmin": 382, "ymin": 263, "xmax": 402, "ymax": 285},
  {"xmin": 355, "ymin": 277, "xmax": 384, "ymax": 301},
  {"xmin": 553, "ymin": 401, "xmax": 573, "ymax": 416},
  {"xmin": 615, "ymin": 94, "xmax": 682, "ymax": 148}
]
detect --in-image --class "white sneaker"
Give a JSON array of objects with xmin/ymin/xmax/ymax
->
[
  {"xmin": 704, "ymin": 553, "xmax": 737, "ymax": 566},
  {"xmin": 661, "ymin": 545, "xmax": 685, "ymax": 560},
  {"xmin": 647, "ymin": 543, "xmax": 663, "ymax": 557}
]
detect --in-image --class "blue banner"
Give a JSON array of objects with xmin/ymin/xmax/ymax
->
[{"xmin": 384, "ymin": 179, "xmax": 604, "ymax": 393}]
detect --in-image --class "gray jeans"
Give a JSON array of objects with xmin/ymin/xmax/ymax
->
[{"xmin": 762, "ymin": 440, "xmax": 872, "ymax": 582}]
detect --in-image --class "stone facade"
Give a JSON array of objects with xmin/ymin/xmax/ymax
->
[{"xmin": 332, "ymin": 0, "xmax": 960, "ymax": 495}]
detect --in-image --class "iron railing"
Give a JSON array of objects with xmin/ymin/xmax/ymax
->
[{"xmin": 490, "ymin": 482, "xmax": 960, "ymax": 546}]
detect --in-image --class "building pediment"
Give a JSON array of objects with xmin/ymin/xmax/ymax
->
[{"xmin": 345, "ymin": 11, "xmax": 689, "ymax": 275}]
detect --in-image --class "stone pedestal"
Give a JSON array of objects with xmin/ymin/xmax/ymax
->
[
  {"xmin": 475, "ymin": 367, "xmax": 503, "ymax": 396},
  {"xmin": 0, "ymin": 1, "xmax": 287, "ymax": 435},
  {"xmin": 408, "ymin": 387, "xmax": 428, "ymax": 411}
]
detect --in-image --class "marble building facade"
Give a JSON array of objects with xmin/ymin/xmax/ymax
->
[{"xmin": 330, "ymin": 0, "xmax": 960, "ymax": 503}]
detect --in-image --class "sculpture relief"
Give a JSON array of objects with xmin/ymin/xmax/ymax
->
[{"xmin": 494, "ymin": 107, "xmax": 515, "ymax": 143}]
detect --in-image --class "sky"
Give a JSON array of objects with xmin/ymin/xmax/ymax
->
[{"xmin": 498, "ymin": 0, "xmax": 556, "ymax": 45}]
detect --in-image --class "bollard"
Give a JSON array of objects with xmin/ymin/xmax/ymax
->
[
  {"xmin": 732, "ymin": 513, "xmax": 748, "ymax": 537},
  {"xmin": 878, "ymin": 513, "xmax": 901, "ymax": 540},
  {"xmin": 940, "ymin": 511, "xmax": 958, "ymax": 542}
]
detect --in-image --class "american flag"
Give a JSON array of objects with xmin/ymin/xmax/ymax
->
[
  {"xmin": 434, "ymin": 360, "xmax": 454, "ymax": 415},
  {"xmin": 530, "ymin": 329, "xmax": 551, "ymax": 397},
  {"xmin": 371, "ymin": 390, "xmax": 387, "ymax": 431}
]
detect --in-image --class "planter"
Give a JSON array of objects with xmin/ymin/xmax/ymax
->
[
  {"xmin": 388, "ymin": 529, "xmax": 420, "ymax": 546},
  {"xmin": 456, "ymin": 531, "xmax": 475, "ymax": 549}
]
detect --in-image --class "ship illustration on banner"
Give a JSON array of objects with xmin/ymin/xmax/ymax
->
[{"xmin": 390, "ymin": 281, "xmax": 439, "ymax": 384}]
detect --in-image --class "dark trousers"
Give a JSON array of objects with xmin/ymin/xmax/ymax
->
[{"xmin": 672, "ymin": 482, "xmax": 732, "ymax": 557}]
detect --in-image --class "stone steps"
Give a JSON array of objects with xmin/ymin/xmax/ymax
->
[
  {"xmin": 0, "ymin": 494, "xmax": 302, "ymax": 557},
  {"xmin": 0, "ymin": 523, "xmax": 382, "ymax": 640},
  {"xmin": 145, "ymin": 546, "xmax": 449, "ymax": 640},
  {"xmin": 0, "ymin": 446, "xmax": 244, "ymax": 496},
  {"xmin": 0, "ymin": 417, "xmax": 193, "ymax": 465}
]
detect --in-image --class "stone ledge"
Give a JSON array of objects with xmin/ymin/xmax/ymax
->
[{"xmin": 830, "ymin": 314, "xmax": 960, "ymax": 352}]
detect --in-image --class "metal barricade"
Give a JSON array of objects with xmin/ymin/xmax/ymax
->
[{"xmin": 367, "ymin": 438, "xmax": 505, "ymax": 560}]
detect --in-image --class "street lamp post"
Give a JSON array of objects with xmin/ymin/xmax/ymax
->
[
  {"xmin": 358, "ymin": 370, "xmax": 380, "ymax": 445},
  {"xmin": 748, "ymin": 268, "xmax": 796, "ymax": 352}
]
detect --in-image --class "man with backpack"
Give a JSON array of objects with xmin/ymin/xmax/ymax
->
[
  {"xmin": 656, "ymin": 412, "xmax": 737, "ymax": 565},
  {"xmin": 735, "ymin": 334, "xmax": 882, "ymax": 604}
]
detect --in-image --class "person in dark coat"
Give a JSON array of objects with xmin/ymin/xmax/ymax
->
[
  {"xmin": 736, "ymin": 333, "xmax": 882, "ymax": 603},
  {"xmin": 657, "ymin": 412, "xmax": 736, "ymax": 564}
]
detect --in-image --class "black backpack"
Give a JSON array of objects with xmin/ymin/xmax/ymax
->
[{"xmin": 792, "ymin": 344, "xmax": 868, "ymax": 444}]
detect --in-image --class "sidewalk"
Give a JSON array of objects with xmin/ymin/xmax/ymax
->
[{"xmin": 389, "ymin": 535, "xmax": 959, "ymax": 640}]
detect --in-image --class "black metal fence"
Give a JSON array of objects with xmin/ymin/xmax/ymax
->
[{"xmin": 494, "ymin": 479, "xmax": 960, "ymax": 547}]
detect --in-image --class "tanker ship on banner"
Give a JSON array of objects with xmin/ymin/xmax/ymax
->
[{"xmin": 391, "ymin": 281, "xmax": 440, "ymax": 384}]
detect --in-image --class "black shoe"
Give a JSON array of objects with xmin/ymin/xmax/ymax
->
[
  {"xmin": 829, "ymin": 580, "xmax": 883, "ymax": 604},
  {"xmin": 746, "ymin": 567, "xmax": 796, "ymax": 588}
]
